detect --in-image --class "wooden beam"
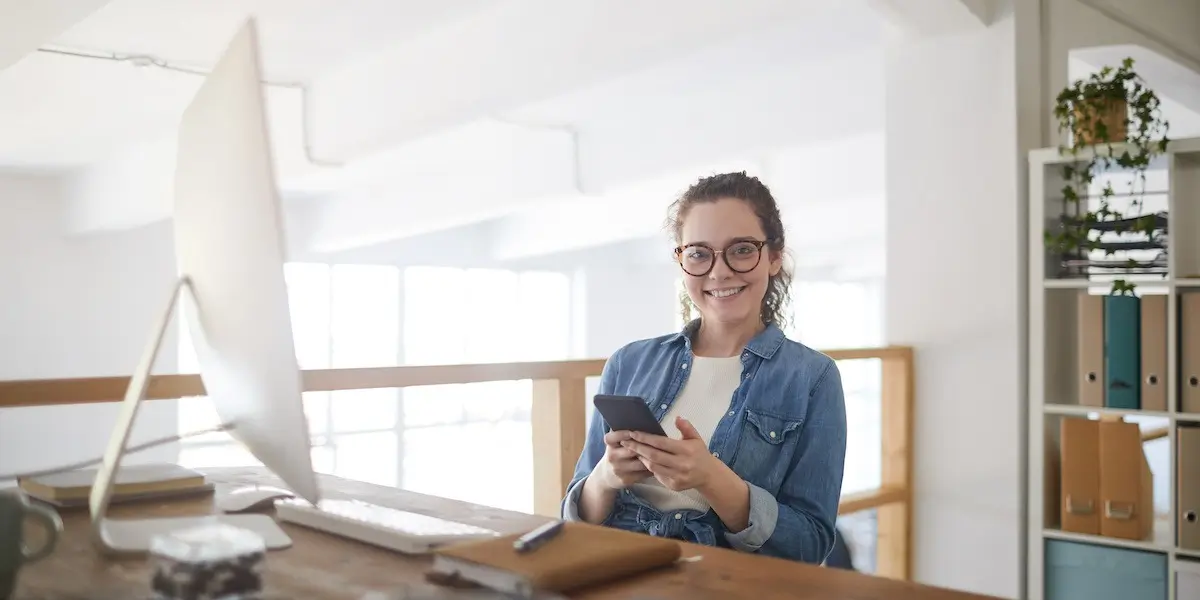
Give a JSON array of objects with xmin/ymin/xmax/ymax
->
[
  {"xmin": 875, "ymin": 349, "xmax": 914, "ymax": 581},
  {"xmin": 530, "ymin": 377, "xmax": 587, "ymax": 518},
  {"xmin": 838, "ymin": 485, "xmax": 907, "ymax": 515},
  {"xmin": 0, "ymin": 360, "xmax": 607, "ymax": 408}
]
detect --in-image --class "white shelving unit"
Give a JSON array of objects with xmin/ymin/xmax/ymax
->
[{"xmin": 1028, "ymin": 136, "xmax": 1200, "ymax": 600}]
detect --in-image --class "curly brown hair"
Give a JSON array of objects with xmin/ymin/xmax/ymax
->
[{"xmin": 665, "ymin": 171, "xmax": 793, "ymax": 329}]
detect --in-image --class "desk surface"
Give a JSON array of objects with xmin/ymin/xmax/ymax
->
[{"xmin": 16, "ymin": 468, "xmax": 999, "ymax": 600}]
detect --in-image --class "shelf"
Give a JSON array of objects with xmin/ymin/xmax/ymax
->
[
  {"xmin": 1044, "ymin": 404, "xmax": 1170, "ymax": 419},
  {"xmin": 1029, "ymin": 136, "xmax": 1200, "ymax": 600},
  {"xmin": 1043, "ymin": 279, "xmax": 1171, "ymax": 290},
  {"xmin": 1029, "ymin": 137, "xmax": 1200, "ymax": 166},
  {"xmin": 1043, "ymin": 516, "xmax": 1172, "ymax": 554}
]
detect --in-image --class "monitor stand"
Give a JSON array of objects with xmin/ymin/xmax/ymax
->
[{"xmin": 88, "ymin": 277, "xmax": 293, "ymax": 556}]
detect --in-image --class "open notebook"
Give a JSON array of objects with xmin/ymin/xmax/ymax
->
[{"xmin": 427, "ymin": 521, "xmax": 681, "ymax": 598}]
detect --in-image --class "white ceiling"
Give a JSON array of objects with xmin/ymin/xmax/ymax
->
[
  {"xmin": 0, "ymin": 0, "xmax": 894, "ymax": 276},
  {"xmin": 47, "ymin": 0, "xmax": 500, "ymax": 82},
  {"xmin": 0, "ymin": 0, "xmax": 501, "ymax": 169}
]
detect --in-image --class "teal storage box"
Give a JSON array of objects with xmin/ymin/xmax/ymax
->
[{"xmin": 1045, "ymin": 539, "xmax": 1166, "ymax": 600}]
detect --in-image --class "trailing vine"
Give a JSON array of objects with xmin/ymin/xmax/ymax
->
[{"xmin": 1045, "ymin": 57, "xmax": 1170, "ymax": 295}]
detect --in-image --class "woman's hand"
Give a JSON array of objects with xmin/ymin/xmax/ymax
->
[
  {"xmin": 623, "ymin": 416, "xmax": 722, "ymax": 492},
  {"xmin": 592, "ymin": 430, "xmax": 653, "ymax": 490}
]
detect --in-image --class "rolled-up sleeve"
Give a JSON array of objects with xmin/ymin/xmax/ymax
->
[
  {"xmin": 724, "ymin": 359, "xmax": 847, "ymax": 563},
  {"xmin": 561, "ymin": 476, "xmax": 590, "ymax": 522},
  {"xmin": 723, "ymin": 482, "xmax": 780, "ymax": 551},
  {"xmin": 560, "ymin": 349, "xmax": 623, "ymax": 521}
]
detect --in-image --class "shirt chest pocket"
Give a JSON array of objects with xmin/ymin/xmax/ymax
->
[{"xmin": 730, "ymin": 409, "xmax": 805, "ymax": 493}]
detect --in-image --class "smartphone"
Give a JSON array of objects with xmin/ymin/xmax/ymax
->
[{"xmin": 593, "ymin": 395, "xmax": 667, "ymax": 437}]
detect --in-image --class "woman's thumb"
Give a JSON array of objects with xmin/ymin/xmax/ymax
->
[{"xmin": 676, "ymin": 416, "xmax": 701, "ymax": 439}]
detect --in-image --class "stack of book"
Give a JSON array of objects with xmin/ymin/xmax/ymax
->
[{"xmin": 18, "ymin": 463, "xmax": 212, "ymax": 508}]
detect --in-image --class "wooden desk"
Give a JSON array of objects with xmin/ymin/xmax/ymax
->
[{"xmin": 16, "ymin": 468, "xmax": 998, "ymax": 600}]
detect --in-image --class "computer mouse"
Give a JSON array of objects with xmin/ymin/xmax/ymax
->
[{"xmin": 216, "ymin": 486, "xmax": 295, "ymax": 513}]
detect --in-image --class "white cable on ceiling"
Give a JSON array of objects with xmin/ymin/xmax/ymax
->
[{"xmin": 34, "ymin": 44, "xmax": 344, "ymax": 169}]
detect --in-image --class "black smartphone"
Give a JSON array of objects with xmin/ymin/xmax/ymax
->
[{"xmin": 593, "ymin": 395, "xmax": 667, "ymax": 437}]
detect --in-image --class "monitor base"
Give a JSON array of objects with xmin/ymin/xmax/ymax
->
[{"xmin": 93, "ymin": 514, "xmax": 292, "ymax": 556}]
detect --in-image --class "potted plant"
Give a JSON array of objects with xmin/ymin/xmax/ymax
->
[{"xmin": 1044, "ymin": 57, "xmax": 1171, "ymax": 295}]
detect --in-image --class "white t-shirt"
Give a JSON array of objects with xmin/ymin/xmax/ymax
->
[{"xmin": 630, "ymin": 354, "xmax": 742, "ymax": 513}]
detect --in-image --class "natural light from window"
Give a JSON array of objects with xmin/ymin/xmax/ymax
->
[{"xmin": 176, "ymin": 262, "xmax": 571, "ymax": 514}]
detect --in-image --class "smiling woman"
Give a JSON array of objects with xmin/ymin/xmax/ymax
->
[{"xmin": 561, "ymin": 171, "xmax": 848, "ymax": 565}]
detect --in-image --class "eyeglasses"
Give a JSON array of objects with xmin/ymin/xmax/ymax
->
[{"xmin": 673, "ymin": 240, "xmax": 769, "ymax": 277}]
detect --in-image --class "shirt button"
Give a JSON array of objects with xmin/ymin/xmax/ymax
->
[
  {"xmin": 674, "ymin": 513, "xmax": 682, "ymax": 520},
  {"xmin": 680, "ymin": 363, "xmax": 688, "ymax": 370},
  {"xmin": 660, "ymin": 404, "xmax": 668, "ymax": 410},
  {"xmin": 712, "ymin": 451, "xmax": 720, "ymax": 458},
  {"xmin": 728, "ymin": 411, "xmax": 735, "ymax": 416},
  {"xmin": 769, "ymin": 431, "xmax": 777, "ymax": 439}
]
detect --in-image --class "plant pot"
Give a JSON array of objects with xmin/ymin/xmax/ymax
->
[{"xmin": 1073, "ymin": 97, "xmax": 1128, "ymax": 145}]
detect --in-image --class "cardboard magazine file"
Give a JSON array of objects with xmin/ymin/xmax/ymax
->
[{"xmin": 1098, "ymin": 419, "xmax": 1154, "ymax": 541}]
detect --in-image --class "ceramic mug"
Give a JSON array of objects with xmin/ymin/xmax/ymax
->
[{"xmin": 0, "ymin": 489, "xmax": 62, "ymax": 600}]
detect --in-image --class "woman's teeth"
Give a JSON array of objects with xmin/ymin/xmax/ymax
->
[{"xmin": 707, "ymin": 287, "xmax": 744, "ymax": 298}]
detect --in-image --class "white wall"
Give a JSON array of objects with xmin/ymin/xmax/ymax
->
[
  {"xmin": 884, "ymin": 11, "xmax": 1025, "ymax": 598},
  {"xmin": 0, "ymin": 174, "xmax": 180, "ymax": 476}
]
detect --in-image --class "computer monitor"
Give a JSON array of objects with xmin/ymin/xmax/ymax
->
[{"xmin": 88, "ymin": 18, "xmax": 319, "ymax": 555}]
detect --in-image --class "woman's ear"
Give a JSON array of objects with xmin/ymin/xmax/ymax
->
[{"xmin": 768, "ymin": 250, "xmax": 784, "ymax": 276}]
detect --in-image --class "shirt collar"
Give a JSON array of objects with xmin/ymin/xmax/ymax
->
[{"xmin": 660, "ymin": 318, "xmax": 786, "ymax": 360}]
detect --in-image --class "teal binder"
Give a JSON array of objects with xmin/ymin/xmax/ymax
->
[{"xmin": 1104, "ymin": 294, "xmax": 1141, "ymax": 410}]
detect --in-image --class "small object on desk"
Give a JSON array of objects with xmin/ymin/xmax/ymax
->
[
  {"xmin": 149, "ymin": 522, "xmax": 266, "ymax": 600},
  {"xmin": 428, "ymin": 521, "xmax": 681, "ymax": 598},
  {"xmin": 215, "ymin": 486, "xmax": 294, "ymax": 513},
  {"xmin": 18, "ymin": 463, "xmax": 212, "ymax": 507},
  {"xmin": 512, "ymin": 520, "xmax": 564, "ymax": 554}
]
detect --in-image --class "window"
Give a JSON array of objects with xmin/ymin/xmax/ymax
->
[
  {"xmin": 176, "ymin": 263, "xmax": 573, "ymax": 515},
  {"xmin": 401, "ymin": 267, "xmax": 571, "ymax": 513},
  {"xmin": 176, "ymin": 263, "xmax": 402, "ymax": 487}
]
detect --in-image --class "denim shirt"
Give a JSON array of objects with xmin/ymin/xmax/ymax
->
[{"xmin": 560, "ymin": 320, "xmax": 847, "ymax": 564}]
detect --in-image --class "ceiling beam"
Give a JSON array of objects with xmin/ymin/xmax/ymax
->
[
  {"xmin": 60, "ymin": 84, "xmax": 322, "ymax": 235},
  {"xmin": 306, "ymin": 0, "xmax": 845, "ymax": 162},
  {"xmin": 304, "ymin": 46, "xmax": 884, "ymax": 253},
  {"xmin": 490, "ymin": 133, "xmax": 885, "ymax": 263},
  {"xmin": 867, "ymin": 0, "xmax": 993, "ymax": 36}
]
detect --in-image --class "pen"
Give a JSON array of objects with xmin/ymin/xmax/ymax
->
[{"xmin": 513, "ymin": 520, "xmax": 565, "ymax": 553}]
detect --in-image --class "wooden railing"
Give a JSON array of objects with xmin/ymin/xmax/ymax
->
[{"xmin": 0, "ymin": 346, "xmax": 914, "ymax": 579}]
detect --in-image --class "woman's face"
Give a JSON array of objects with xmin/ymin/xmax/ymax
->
[{"xmin": 676, "ymin": 198, "xmax": 782, "ymax": 327}]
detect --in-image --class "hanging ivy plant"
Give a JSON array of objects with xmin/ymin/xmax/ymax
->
[{"xmin": 1044, "ymin": 57, "xmax": 1170, "ymax": 295}]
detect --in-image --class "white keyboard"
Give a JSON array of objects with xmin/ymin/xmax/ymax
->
[{"xmin": 273, "ymin": 498, "xmax": 500, "ymax": 554}]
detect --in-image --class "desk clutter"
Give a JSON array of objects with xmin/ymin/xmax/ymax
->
[
  {"xmin": 7, "ymin": 461, "xmax": 684, "ymax": 600},
  {"xmin": 142, "ymin": 518, "xmax": 682, "ymax": 599}
]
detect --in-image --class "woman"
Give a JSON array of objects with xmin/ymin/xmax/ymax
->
[{"xmin": 560, "ymin": 171, "xmax": 847, "ymax": 564}]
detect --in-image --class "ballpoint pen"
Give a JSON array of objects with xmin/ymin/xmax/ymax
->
[{"xmin": 512, "ymin": 520, "xmax": 565, "ymax": 553}]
